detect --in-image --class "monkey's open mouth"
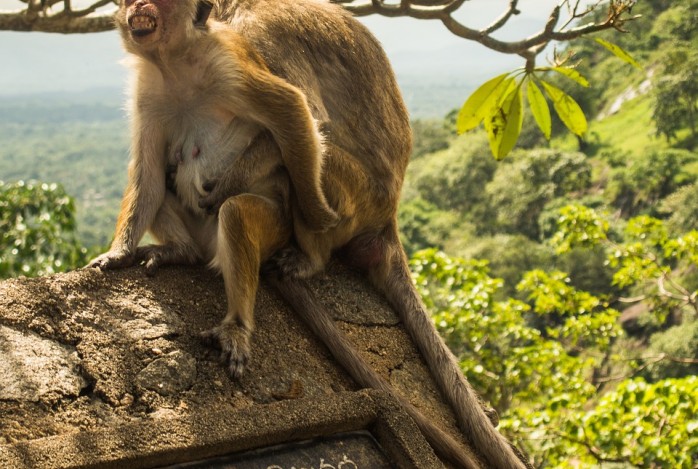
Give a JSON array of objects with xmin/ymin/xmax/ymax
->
[{"xmin": 128, "ymin": 13, "xmax": 157, "ymax": 37}]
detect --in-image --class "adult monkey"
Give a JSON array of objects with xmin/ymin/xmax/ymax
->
[
  {"xmin": 89, "ymin": 0, "xmax": 528, "ymax": 467},
  {"xmin": 204, "ymin": 3, "xmax": 528, "ymax": 468}
]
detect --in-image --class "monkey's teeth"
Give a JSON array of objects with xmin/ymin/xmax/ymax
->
[{"xmin": 129, "ymin": 15, "xmax": 156, "ymax": 34}]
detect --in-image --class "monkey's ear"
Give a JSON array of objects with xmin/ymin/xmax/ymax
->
[{"xmin": 194, "ymin": 1, "xmax": 214, "ymax": 28}]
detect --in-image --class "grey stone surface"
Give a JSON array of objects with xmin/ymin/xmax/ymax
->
[
  {"xmin": 136, "ymin": 350, "xmax": 197, "ymax": 396},
  {"xmin": 0, "ymin": 264, "xmax": 476, "ymax": 467},
  {"xmin": 0, "ymin": 325, "xmax": 86, "ymax": 401}
]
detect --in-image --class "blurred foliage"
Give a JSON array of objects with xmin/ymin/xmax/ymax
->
[
  {"xmin": 408, "ymin": 132, "xmax": 496, "ymax": 215},
  {"xmin": 607, "ymin": 149, "xmax": 697, "ymax": 217},
  {"xmin": 644, "ymin": 321, "xmax": 698, "ymax": 381},
  {"xmin": 0, "ymin": 180, "xmax": 90, "ymax": 278},
  {"xmin": 660, "ymin": 182, "xmax": 698, "ymax": 234},
  {"xmin": 481, "ymin": 149, "xmax": 591, "ymax": 239},
  {"xmin": 409, "ymin": 118, "xmax": 451, "ymax": 159},
  {"xmin": 553, "ymin": 377, "xmax": 698, "ymax": 468},
  {"xmin": 398, "ymin": 197, "xmax": 463, "ymax": 256},
  {"xmin": 457, "ymin": 234, "xmax": 553, "ymax": 299},
  {"xmin": 653, "ymin": 53, "xmax": 698, "ymax": 142},
  {"xmin": 552, "ymin": 205, "xmax": 698, "ymax": 326},
  {"xmin": 412, "ymin": 248, "xmax": 698, "ymax": 467}
]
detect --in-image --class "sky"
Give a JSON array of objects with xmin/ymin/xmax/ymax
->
[{"xmin": 0, "ymin": 0, "xmax": 572, "ymax": 96}]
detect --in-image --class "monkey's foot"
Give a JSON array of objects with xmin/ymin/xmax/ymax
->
[
  {"xmin": 266, "ymin": 247, "xmax": 321, "ymax": 280},
  {"xmin": 200, "ymin": 323, "xmax": 251, "ymax": 379}
]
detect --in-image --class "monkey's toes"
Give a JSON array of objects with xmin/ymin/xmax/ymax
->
[
  {"xmin": 266, "ymin": 247, "xmax": 316, "ymax": 280},
  {"xmin": 135, "ymin": 246, "xmax": 163, "ymax": 276},
  {"xmin": 200, "ymin": 323, "xmax": 251, "ymax": 379}
]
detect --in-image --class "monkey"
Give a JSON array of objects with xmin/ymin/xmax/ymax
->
[
  {"xmin": 89, "ymin": 0, "xmax": 299, "ymax": 378},
  {"xmin": 207, "ymin": 1, "xmax": 530, "ymax": 468},
  {"xmin": 87, "ymin": 0, "xmax": 529, "ymax": 467}
]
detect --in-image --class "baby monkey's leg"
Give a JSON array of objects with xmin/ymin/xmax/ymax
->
[{"xmin": 202, "ymin": 193, "xmax": 291, "ymax": 378}]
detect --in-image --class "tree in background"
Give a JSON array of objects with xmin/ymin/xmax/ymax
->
[
  {"xmin": 652, "ymin": 46, "xmax": 698, "ymax": 142},
  {"xmin": 0, "ymin": 180, "xmax": 89, "ymax": 278},
  {"xmin": 411, "ymin": 202, "xmax": 698, "ymax": 466}
]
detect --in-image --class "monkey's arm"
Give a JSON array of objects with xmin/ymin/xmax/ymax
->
[
  {"xmin": 210, "ymin": 43, "xmax": 338, "ymax": 232},
  {"xmin": 89, "ymin": 119, "xmax": 167, "ymax": 270}
]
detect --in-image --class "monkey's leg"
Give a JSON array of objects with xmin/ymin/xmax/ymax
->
[
  {"xmin": 202, "ymin": 193, "xmax": 291, "ymax": 378},
  {"xmin": 135, "ymin": 192, "xmax": 204, "ymax": 276}
]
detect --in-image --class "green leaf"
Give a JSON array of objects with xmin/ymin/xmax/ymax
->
[
  {"xmin": 484, "ymin": 83, "xmax": 523, "ymax": 159},
  {"xmin": 456, "ymin": 73, "xmax": 511, "ymax": 133},
  {"xmin": 594, "ymin": 38, "xmax": 641, "ymax": 69},
  {"xmin": 545, "ymin": 67, "xmax": 590, "ymax": 87},
  {"xmin": 527, "ymin": 79, "xmax": 551, "ymax": 140},
  {"xmin": 541, "ymin": 80, "xmax": 588, "ymax": 137}
]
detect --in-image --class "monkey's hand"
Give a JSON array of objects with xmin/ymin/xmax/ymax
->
[
  {"xmin": 200, "ymin": 322, "xmax": 251, "ymax": 379},
  {"xmin": 86, "ymin": 247, "xmax": 136, "ymax": 271},
  {"xmin": 135, "ymin": 244, "xmax": 200, "ymax": 277},
  {"xmin": 198, "ymin": 178, "xmax": 230, "ymax": 216}
]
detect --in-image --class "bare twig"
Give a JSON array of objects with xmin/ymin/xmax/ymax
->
[
  {"xmin": 605, "ymin": 236, "xmax": 698, "ymax": 315},
  {"xmin": 595, "ymin": 353, "xmax": 698, "ymax": 384},
  {"xmin": 560, "ymin": 429, "xmax": 634, "ymax": 466}
]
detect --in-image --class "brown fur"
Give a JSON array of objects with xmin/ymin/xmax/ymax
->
[
  {"xmin": 88, "ymin": 1, "xmax": 528, "ymax": 467},
  {"xmin": 212, "ymin": 1, "xmax": 528, "ymax": 468}
]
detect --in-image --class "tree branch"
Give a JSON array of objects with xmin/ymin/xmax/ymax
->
[
  {"xmin": 0, "ymin": 0, "xmax": 116, "ymax": 33},
  {"xmin": 1, "ymin": 0, "xmax": 639, "ymax": 69},
  {"xmin": 335, "ymin": 0, "xmax": 639, "ymax": 64}
]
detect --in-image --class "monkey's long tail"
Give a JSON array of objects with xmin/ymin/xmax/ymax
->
[
  {"xmin": 269, "ymin": 276, "xmax": 483, "ymax": 469},
  {"xmin": 375, "ymin": 237, "xmax": 530, "ymax": 469}
]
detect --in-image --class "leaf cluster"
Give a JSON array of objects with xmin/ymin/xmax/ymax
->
[
  {"xmin": 456, "ymin": 37, "xmax": 639, "ymax": 159},
  {"xmin": 411, "ymin": 248, "xmax": 697, "ymax": 466},
  {"xmin": 0, "ymin": 180, "xmax": 89, "ymax": 278}
]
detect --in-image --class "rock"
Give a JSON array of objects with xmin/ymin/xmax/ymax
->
[
  {"xmin": 0, "ymin": 325, "xmax": 86, "ymax": 402},
  {"xmin": 135, "ymin": 350, "xmax": 197, "ymax": 396}
]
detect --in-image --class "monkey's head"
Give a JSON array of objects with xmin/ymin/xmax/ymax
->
[{"xmin": 116, "ymin": 0, "xmax": 213, "ymax": 53}]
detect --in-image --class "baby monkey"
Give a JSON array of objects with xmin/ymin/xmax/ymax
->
[{"xmin": 89, "ymin": 0, "xmax": 528, "ymax": 467}]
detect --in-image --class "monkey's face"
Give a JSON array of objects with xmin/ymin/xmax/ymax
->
[{"xmin": 117, "ymin": 0, "xmax": 198, "ymax": 51}]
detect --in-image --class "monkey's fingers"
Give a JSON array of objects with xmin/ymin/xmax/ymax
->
[
  {"xmin": 85, "ymin": 249, "xmax": 135, "ymax": 271},
  {"xmin": 134, "ymin": 244, "xmax": 200, "ymax": 276},
  {"xmin": 197, "ymin": 193, "xmax": 223, "ymax": 216}
]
